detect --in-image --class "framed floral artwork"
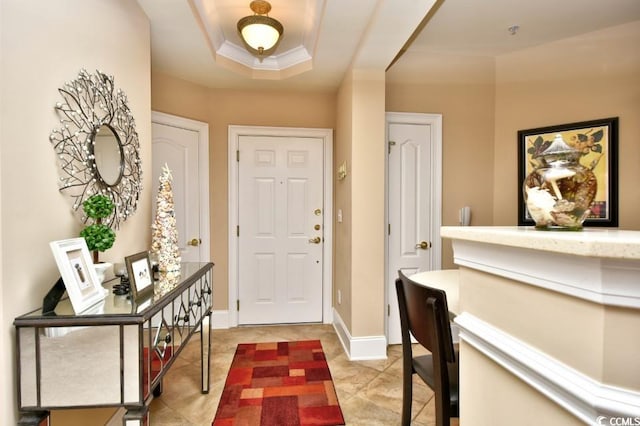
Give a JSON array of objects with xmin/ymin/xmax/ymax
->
[{"xmin": 517, "ymin": 117, "xmax": 619, "ymax": 227}]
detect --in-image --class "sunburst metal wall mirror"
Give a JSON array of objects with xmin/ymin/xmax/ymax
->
[{"xmin": 49, "ymin": 69, "xmax": 142, "ymax": 229}]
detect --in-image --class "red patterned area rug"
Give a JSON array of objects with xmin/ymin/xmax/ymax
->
[{"xmin": 212, "ymin": 340, "xmax": 345, "ymax": 426}]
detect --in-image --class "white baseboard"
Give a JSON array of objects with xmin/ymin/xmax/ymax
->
[
  {"xmin": 211, "ymin": 310, "xmax": 230, "ymax": 329},
  {"xmin": 332, "ymin": 308, "xmax": 387, "ymax": 360},
  {"xmin": 213, "ymin": 310, "xmax": 332, "ymax": 328},
  {"xmin": 455, "ymin": 312, "xmax": 640, "ymax": 424},
  {"xmin": 212, "ymin": 308, "xmax": 386, "ymax": 359}
]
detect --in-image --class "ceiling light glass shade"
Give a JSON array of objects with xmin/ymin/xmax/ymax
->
[
  {"xmin": 237, "ymin": 1, "xmax": 283, "ymax": 56},
  {"xmin": 239, "ymin": 16, "xmax": 283, "ymax": 53}
]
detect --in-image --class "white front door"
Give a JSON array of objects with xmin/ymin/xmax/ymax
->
[
  {"xmin": 386, "ymin": 113, "xmax": 442, "ymax": 344},
  {"xmin": 151, "ymin": 113, "xmax": 209, "ymax": 262},
  {"xmin": 238, "ymin": 135, "xmax": 324, "ymax": 324}
]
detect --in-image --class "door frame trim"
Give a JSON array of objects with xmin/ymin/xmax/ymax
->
[
  {"xmin": 151, "ymin": 111, "xmax": 210, "ymax": 262},
  {"xmin": 228, "ymin": 125, "xmax": 334, "ymax": 327},
  {"xmin": 384, "ymin": 112, "xmax": 443, "ymax": 340}
]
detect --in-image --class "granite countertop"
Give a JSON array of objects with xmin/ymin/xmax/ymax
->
[{"xmin": 441, "ymin": 226, "xmax": 640, "ymax": 260}]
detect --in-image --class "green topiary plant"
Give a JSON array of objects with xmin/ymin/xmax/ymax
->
[{"xmin": 80, "ymin": 194, "xmax": 116, "ymax": 263}]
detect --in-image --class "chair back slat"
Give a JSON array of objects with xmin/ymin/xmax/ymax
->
[{"xmin": 396, "ymin": 270, "xmax": 456, "ymax": 363}]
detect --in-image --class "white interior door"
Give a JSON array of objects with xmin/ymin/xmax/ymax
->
[
  {"xmin": 387, "ymin": 116, "xmax": 440, "ymax": 344},
  {"xmin": 238, "ymin": 135, "xmax": 324, "ymax": 324},
  {"xmin": 151, "ymin": 119, "xmax": 206, "ymax": 262}
]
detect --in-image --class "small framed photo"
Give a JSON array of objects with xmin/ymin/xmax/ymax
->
[
  {"xmin": 50, "ymin": 238, "xmax": 106, "ymax": 314},
  {"xmin": 125, "ymin": 251, "xmax": 154, "ymax": 300}
]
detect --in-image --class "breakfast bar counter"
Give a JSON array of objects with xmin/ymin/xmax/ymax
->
[{"xmin": 441, "ymin": 226, "xmax": 640, "ymax": 425}]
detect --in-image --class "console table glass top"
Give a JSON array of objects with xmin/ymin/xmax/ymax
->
[{"xmin": 16, "ymin": 262, "xmax": 212, "ymax": 321}]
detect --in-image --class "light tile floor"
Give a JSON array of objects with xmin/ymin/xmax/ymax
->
[{"xmin": 148, "ymin": 324, "xmax": 459, "ymax": 425}]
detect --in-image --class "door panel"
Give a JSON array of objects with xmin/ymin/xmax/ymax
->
[
  {"xmin": 238, "ymin": 136, "xmax": 324, "ymax": 324},
  {"xmin": 151, "ymin": 122, "xmax": 201, "ymax": 262},
  {"xmin": 388, "ymin": 122, "xmax": 433, "ymax": 344}
]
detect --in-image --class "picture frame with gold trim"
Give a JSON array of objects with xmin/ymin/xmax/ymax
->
[{"xmin": 517, "ymin": 117, "xmax": 619, "ymax": 227}]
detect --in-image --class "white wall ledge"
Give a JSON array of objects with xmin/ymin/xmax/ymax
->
[
  {"xmin": 442, "ymin": 226, "xmax": 640, "ymax": 309},
  {"xmin": 441, "ymin": 226, "xmax": 640, "ymax": 260}
]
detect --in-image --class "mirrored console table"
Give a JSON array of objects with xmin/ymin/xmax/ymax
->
[{"xmin": 14, "ymin": 262, "xmax": 213, "ymax": 426}]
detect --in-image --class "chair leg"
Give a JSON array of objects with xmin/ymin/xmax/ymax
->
[
  {"xmin": 434, "ymin": 393, "xmax": 446, "ymax": 426},
  {"xmin": 401, "ymin": 370, "xmax": 413, "ymax": 426}
]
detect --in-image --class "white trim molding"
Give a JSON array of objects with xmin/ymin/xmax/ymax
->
[
  {"xmin": 332, "ymin": 308, "xmax": 387, "ymax": 361},
  {"xmin": 455, "ymin": 312, "xmax": 640, "ymax": 424},
  {"xmin": 450, "ymin": 238, "xmax": 640, "ymax": 309},
  {"xmin": 228, "ymin": 125, "xmax": 333, "ymax": 327}
]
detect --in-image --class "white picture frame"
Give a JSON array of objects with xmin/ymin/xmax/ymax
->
[{"xmin": 49, "ymin": 238, "xmax": 106, "ymax": 313}]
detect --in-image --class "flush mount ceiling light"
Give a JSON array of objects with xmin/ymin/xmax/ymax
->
[{"xmin": 237, "ymin": 0, "xmax": 284, "ymax": 57}]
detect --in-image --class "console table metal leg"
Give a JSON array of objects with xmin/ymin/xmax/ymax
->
[
  {"xmin": 152, "ymin": 380, "xmax": 163, "ymax": 397},
  {"xmin": 201, "ymin": 310, "xmax": 212, "ymax": 393},
  {"xmin": 123, "ymin": 405, "xmax": 149, "ymax": 426},
  {"xmin": 18, "ymin": 411, "xmax": 49, "ymax": 426}
]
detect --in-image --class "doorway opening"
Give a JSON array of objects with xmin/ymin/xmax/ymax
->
[
  {"xmin": 228, "ymin": 126, "xmax": 333, "ymax": 327},
  {"xmin": 151, "ymin": 111, "xmax": 210, "ymax": 263},
  {"xmin": 385, "ymin": 112, "xmax": 442, "ymax": 344}
]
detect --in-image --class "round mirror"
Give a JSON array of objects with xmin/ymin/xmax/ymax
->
[
  {"xmin": 50, "ymin": 69, "xmax": 142, "ymax": 229},
  {"xmin": 92, "ymin": 124, "xmax": 124, "ymax": 186}
]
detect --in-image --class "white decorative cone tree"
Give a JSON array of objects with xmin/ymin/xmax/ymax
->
[{"xmin": 151, "ymin": 163, "xmax": 181, "ymax": 272}]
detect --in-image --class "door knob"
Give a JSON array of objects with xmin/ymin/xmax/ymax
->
[
  {"xmin": 415, "ymin": 241, "xmax": 431, "ymax": 250},
  {"xmin": 187, "ymin": 238, "xmax": 201, "ymax": 246},
  {"xmin": 308, "ymin": 236, "xmax": 321, "ymax": 244}
]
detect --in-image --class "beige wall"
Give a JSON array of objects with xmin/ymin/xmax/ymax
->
[
  {"xmin": 1, "ymin": 1, "xmax": 151, "ymax": 424},
  {"xmin": 151, "ymin": 72, "xmax": 337, "ymax": 310},
  {"xmin": 460, "ymin": 342, "xmax": 585, "ymax": 426},
  {"xmin": 350, "ymin": 70, "xmax": 387, "ymax": 336},
  {"xmin": 334, "ymin": 72, "xmax": 354, "ymax": 329},
  {"xmin": 333, "ymin": 69, "xmax": 387, "ymax": 337},
  {"xmin": 493, "ymin": 20, "xmax": 640, "ymax": 228},
  {"xmin": 386, "ymin": 55, "xmax": 496, "ymax": 268},
  {"xmin": 461, "ymin": 268, "xmax": 606, "ymax": 381}
]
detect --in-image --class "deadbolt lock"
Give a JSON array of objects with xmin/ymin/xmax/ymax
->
[
  {"xmin": 314, "ymin": 224, "xmax": 321, "ymax": 230},
  {"xmin": 314, "ymin": 208, "xmax": 322, "ymax": 216}
]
